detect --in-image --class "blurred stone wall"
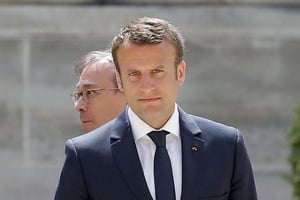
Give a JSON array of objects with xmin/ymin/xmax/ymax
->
[
  {"xmin": 0, "ymin": 2, "xmax": 300, "ymax": 200},
  {"xmin": 0, "ymin": 0, "xmax": 300, "ymax": 3}
]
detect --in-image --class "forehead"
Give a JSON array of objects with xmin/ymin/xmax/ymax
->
[{"xmin": 117, "ymin": 40, "xmax": 176, "ymax": 68}]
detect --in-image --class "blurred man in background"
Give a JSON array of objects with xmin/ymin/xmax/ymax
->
[{"xmin": 71, "ymin": 50, "xmax": 127, "ymax": 132}]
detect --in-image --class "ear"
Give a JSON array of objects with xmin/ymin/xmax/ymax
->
[
  {"xmin": 115, "ymin": 71, "xmax": 124, "ymax": 92},
  {"xmin": 177, "ymin": 60, "xmax": 186, "ymax": 86}
]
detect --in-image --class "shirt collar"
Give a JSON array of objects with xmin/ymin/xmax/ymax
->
[{"xmin": 128, "ymin": 104, "xmax": 180, "ymax": 142}]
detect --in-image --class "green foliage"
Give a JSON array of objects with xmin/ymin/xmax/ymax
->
[{"xmin": 288, "ymin": 103, "xmax": 300, "ymax": 198}]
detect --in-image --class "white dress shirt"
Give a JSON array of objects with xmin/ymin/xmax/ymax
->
[{"xmin": 128, "ymin": 104, "xmax": 182, "ymax": 200}]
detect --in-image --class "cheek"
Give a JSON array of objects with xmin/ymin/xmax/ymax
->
[
  {"xmin": 123, "ymin": 88, "xmax": 136, "ymax": 102},
  {"xmin": 122, "ymin": 80, "xmax": 135, "ymax": 92},
  {"xmin": 91, "ymin": 99, "xmax": 106, "ymax": 110},
  {"xmin": 103, "ymin": 95, "xmax": 116, "ymax": 105}
]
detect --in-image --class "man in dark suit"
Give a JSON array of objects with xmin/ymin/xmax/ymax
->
[{"xmin": 55, "ymin": 17, "xmax": 257, "ymax": 200}]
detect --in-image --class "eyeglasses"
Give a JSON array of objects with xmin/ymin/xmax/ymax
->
[{"xmin": 71, "ymin": 88, "xmax": 119, "ymax": 104}]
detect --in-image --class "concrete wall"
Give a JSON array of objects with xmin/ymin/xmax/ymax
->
[
  {"xmin": 0, "ymin": 4, "xmax": 300, "ymax": 200},
  {"xmin": 0, "ymin": 0, "xmax": 299, "ymax": 4}
]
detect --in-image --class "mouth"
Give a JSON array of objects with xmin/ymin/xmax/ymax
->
[
  {"xmin": 139, "ymin": 97, "xmax": 161, "ymax": 103},
  {"xmin": 81, "ymin": 118, "xmax": 92, "ymax": 124},
  {"xmin": 80, "ymin": 116, "xmax": 92, "ymax": 124}
]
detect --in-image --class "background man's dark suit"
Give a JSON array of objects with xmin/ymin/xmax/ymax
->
[{"xmin": 55, "ymin": 106, "xmax": 257, "ymax": 200}]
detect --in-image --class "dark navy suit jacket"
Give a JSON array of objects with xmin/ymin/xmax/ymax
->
[{"xmin": 55, "ymin": 106, "xmax": 257, "ymax": 200}]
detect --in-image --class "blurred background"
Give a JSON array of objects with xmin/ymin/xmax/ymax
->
[{"xmin": 0, "ymin": 0, "xmax": 300, "ymax": 199}]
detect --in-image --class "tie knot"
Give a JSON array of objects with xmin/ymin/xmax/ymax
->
[{"xmin": 148, "ymin": 130, "xmax": 169, "ymax": 147}]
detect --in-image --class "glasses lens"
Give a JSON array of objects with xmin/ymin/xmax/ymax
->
[
  {"xmin": 72, "ymin": 89, "xmax": 105, "ymax": 104},
  {"xmin": 71, "ymin": 92, "xmax": 80, "ymax": 104},
  {"xmin": 82, "ymin": 90, "xmax": 93, "ymax": 102}
]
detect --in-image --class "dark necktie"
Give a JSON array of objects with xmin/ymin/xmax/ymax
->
[{"xmin": 148, "ymin": 130, "xmax": 176, "ymax": 200}]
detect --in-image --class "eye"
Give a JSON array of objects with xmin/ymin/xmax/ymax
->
[
  {"xmin": 152, "ymin": 69, "xmax": 163, "ymax": 73},
  {"xmin": 76, "ymin": 92, "xmax": 82, "ymax": 99},
  {"xmin": 71, "ymin": 91, "xmax": 83, "ymax": 102},
  {"xmin": 151, "ymin": 68, "xmax": 164, "ymax": 78},
  {"xmin": 85, "ymin": 90, "xmax": 93, "ymax": 98},
  {"xmin": 128, "ymin": 71, "xmax": 140, "ymax": 76},
  {"xmin": 127, "ymin": 71, "xmax": 141, "ymax": 82}
]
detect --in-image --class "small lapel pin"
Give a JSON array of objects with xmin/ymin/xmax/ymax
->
[{"xmin": 192, "ymin": 146, "xmax": 198, "ymax": 152}]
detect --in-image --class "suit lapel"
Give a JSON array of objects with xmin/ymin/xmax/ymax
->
[
  {"xmin": 110, "ymin": 109, "xmax": 153, "ymax": 200},
  {"xmin": 178, "ymin": 108, "xmax": 206, "ymax": 200},
  {"xmin": 109, "ymin": 107, "xmax": 206, "ymax": 200}
]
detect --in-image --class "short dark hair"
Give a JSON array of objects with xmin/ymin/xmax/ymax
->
[{"xmin": 111, "ymin": 17, "xmax": 185, "ymax": 73}]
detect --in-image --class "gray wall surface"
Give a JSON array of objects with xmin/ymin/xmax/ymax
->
[
  {"xmin": 0, "ymin": 4, "xmax": 299, "ymax": 200},
  {"xmin": 0, "ymin": 0, "xmax": 300, "ymax": 4}
]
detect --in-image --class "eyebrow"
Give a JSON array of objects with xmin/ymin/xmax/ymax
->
[{"xmin": 125, "ymin": 65, "xmax": 166, "ymax": 72}]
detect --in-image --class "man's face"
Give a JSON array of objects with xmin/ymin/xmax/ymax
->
[
  {"xmin": 75, "ymin": 62, "xmax": 125, "ymax": 132},
  {"xmin": 116, "ymin": 40, "xmax": 186, "ymax": 129}
]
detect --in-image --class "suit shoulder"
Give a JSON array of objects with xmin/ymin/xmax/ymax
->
[
  {"xmin": 186, "ymin": 113, "xmax": 240, "ymax": 139},
  {"xmin": 67, "ymin": 119, "xmax": 116, "ymax": 149}
]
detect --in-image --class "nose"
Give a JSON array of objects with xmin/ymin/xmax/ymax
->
[
  {"xmin": 74, "ymin": 97, "xmax": 87, "ymax": 112},
  {"xmin": 141, "ymin": 75, "xmax": 155, "ymax": 92}
]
